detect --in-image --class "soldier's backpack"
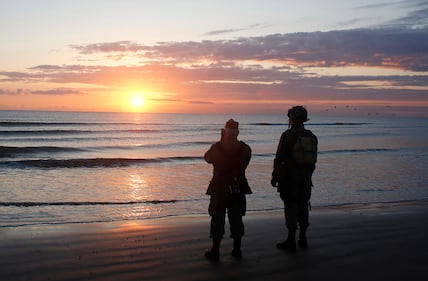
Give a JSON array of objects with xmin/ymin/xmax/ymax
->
[{"xmin": 292, "ymin": 132, "xmax": 317, "ymax": 166}]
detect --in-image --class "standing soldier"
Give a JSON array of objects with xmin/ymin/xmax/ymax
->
[
  {"xmin": 204, "ymin": 119, "xmax": 252, "ymax": 261},
  {"xmin": 271, "ymin": 106, "xmax": 318, "ymax": 252}
]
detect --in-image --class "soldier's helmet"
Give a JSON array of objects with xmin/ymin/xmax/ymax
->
[{"xmin": 287, "ymin": 106, "xmax": 309, "ymax": 123}]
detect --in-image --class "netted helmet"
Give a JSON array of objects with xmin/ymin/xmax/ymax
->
[{"xmin": 287, "ymin": 106, "xmax": 309, "ymax": 123}]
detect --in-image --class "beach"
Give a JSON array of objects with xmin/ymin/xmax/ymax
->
[{"xmin": 1, "ymin": 200, "xmax": 427, "ymax": 281}]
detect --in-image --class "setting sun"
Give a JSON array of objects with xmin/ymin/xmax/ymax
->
[{"xmin": 131, "ymin": 95, "xmax": 146, "ymax": 109}]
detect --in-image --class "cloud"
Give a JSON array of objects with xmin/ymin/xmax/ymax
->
[
  {"xmin": 0, "ymin": 89, "xmax": 12, "ymax": 95},
  {"xmin": 69, "ymin": 41, "xmax": 148, "ymax": 54},
  {"xmin": 0, "ymin": 88, "xmax": 32, "ymax": 95},
  {"xmin": 334, "ymin": 18, "xmax": 370, "ymax": 28},
  {"xmin": 148, "ymin": 97, "xmax": 213, "ymax": 105},
  {"xmin": 355, "ymin": 1, "xmax": 411, "ymax": 9},
  {"xmin": 354, "ymin": 1, "xmax": 428, "ymax": 29},
  {"xmin": 385, "ymin": 7, "xmax": 428, "ymax": 28},
  {"xmin": 0, "ymin": 88, "xmax": 86, "ymax": 95},
  {"xmin": 355, "ymin": 0, "xmax": 428, "ymax": 10},
  {"xmin": 31, "ymin": 88, "xmax": 86, "ymax": 95},
  {"xmin": 1, "ymin": 45, "xmax": 427, "ymax": 102},
  {"xmin": 203, "ymin": 23, "xmax": 267, "ymax": 36},
  {"xmin": 68, "ymin": 27, "xmax": 428, "ymax": 72},
  {"xmin": 149, "ymin": 97, "xmax": 182, "ymax": 103},
  {"xmin": 187, "ymin": 100, "xmax": 214, "ymax": 105},
  {"xmin": 67, "ymin": 1, "xmax": 428, "ymax": 72}
]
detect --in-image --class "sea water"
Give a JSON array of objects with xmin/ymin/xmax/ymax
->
[{"xmin": 1, "ymin": 111, "xmax": 427, "ymax": 227}]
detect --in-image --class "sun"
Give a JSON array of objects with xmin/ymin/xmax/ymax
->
[{"xmin": 130, "ymin": 95, "xmax": 146, "ymax": 109}]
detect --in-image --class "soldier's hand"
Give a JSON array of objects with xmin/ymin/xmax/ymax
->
[{"xmin": 271, "ymin": 177, "xmax": 278, "ymax": 187}]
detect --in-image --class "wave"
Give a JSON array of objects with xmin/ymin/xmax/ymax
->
[
  {"xmin": 254, "ymin": 148, "xmax": 397, "ymax": 158},
  {"xmin": 0, "ymin": 121, "xmax": 98, "ymax": 127},
  {"xmin": 319, "ymin": 148, "xmax": 398, "ymax": 154},
  {"xmin": 253, "ymin": 148, "xmax": 399, "ymax": 159},
  {"xmin": 132, "ymin": 141, "xmax": 213, "ymax": 149},
  {"xmin": 0, "ymin": 129, "xmax": 94, "ymax": 136},
  {"xmin": 1, "ymin": 156, "xmax": 203, "ymax": 168},
  {"xmin": 0, "ymin": 141, "xmax": 213, "ymax": 157},
  {"xmin": 0, "ymin": 148, "xmax": 399, "ymax": 167},
  {"xmin": 0, "ymin": 146, "xmax": 87, "ymax": 157},
  {"xmin": 0, "ymin": 121, "xmax": 171, "ymax": 127},
  {"xmin": 248, "ymin": 122, "xmax": 370, "ymax": 126},
  {"xmin": 248, "ymin": 122, "xmax": 288, "ymax": 126},
  {"xmin": 356, "ymin": 188, "xmax": 395, "ymax": 192},
  {"xmin": 0, "ymin": 129, "xmax": 158, "ymax": 137},
  {"xmin": 313, "ymin": 122, "xmax": 371, "ymax": 126},
  {"xmin": 0, "ymin": 199, "xmax": 182, "ymax": 207}
]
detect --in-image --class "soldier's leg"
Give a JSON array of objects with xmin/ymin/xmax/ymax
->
[
  {"xmin": 206, "ymin": 213, "xmax": 225, "ymax": 261},
  {"xmin": 297, "ymin": 187, "xmax": 311, "ymax": 249},
  {"xmin": 228, "ymin": 212, "xmax": 243, "ymax": 260},
  {"xmin": 227, "ymin": 195, "xmax": 246, "ymax": 259},
  {"xmin": 206, "ymin": 196, "xmax": 226, "ymax": 261},
  {"xmin": 278, "ymin": 191, "xmax": 297, "ymax": 252}
]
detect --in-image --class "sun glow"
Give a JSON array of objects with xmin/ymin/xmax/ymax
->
[
  {"xmin": 117, "ymin": 91, "xmax": 151, "ymax": 112},
  {"xmin": 131, "ymin": 95, "xmax": 146, "ymax": 108},
  {"xmin": 116, "ymin": 89, "xmax": 160, "ymax": 113}
]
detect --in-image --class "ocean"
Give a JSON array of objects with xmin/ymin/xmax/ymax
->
[{"xmin": 1, "ymin": 110, "xmax": 427, "ymax": 228}]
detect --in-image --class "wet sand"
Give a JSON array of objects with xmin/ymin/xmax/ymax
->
[{"xmin": 1, "ymin": 200, "xmax": 427, "ymax": 281}]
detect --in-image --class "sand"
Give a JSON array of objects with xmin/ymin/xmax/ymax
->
[{"xmin": 1, "ymin": 200, "xmax": 427, "ymax": 281}]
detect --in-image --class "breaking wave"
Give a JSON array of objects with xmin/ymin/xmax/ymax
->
[
  {"xmin": 0, "ymin": 200, "xmax": 182, "ymax": 207},
  {"xmin": 0, "ymin": 148, "xmax": 401, "ymax": 169},
  {"xmin": 0, "ymin": 156, "xmax": 203, "ymax": 168},
  {"xmin": 248, "ymin": 122, "xmax": 370, "ymax": 126},
  {"xmin": 0, "ymin": 146, "xmax": 86, "ymax": 157},
  {"xmin": 319, "ymin": 148, "xmax": 398, "ymax": 154}
]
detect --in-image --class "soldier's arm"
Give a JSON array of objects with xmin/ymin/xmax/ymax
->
[{"xmin": 204, "ymin": 143, "xmax": 217, "ymax": 164}]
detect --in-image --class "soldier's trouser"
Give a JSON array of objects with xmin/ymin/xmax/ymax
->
[
  {"xmin": 209, "ymin": 194, "xmax": 246, "ymax": 239},
  {"xmin": 280, "ymin": 186, "xmax": 311, "ymax": 231},
  {"xmin": 281, "ymin": 197, "xmax": 309, "ymax": 231}
]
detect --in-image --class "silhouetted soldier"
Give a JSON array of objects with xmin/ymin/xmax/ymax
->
[
  {"xmin": 204, "ymin": 119, "xmax": 252, "ymax": 261},
  {"xmin": 271, "ymin": 106, "xmax": 318, "ymax": 252}
]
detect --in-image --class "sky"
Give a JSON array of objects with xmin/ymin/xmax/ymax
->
[{"xmin": 1, "ymin": 0, "xmax": 428, "ymax": 116}]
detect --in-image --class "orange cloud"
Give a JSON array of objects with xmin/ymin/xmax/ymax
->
[{"xmin": 1, "ymin": 26, "xmax": 428, "ymax": 116}]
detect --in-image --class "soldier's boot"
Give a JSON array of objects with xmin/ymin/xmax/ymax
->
[
  {"xmin": 298, "ymin": 227, "xmax": 308, "ymax": 249},
  {"xmin": 205, "ymin": 238, "xmax": 221, "ymax": 261},
  {"xmin": 277, "ymin": 229, "xmax": 297, "ymax": 253},
  {"xmin": 231, "ymin": 237, "xmax": 242, "ymax": 260}
]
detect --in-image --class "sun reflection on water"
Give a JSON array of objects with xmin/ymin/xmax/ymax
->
[{"xmin": 128, "ymin": 172, "xmax": 148, "ymax": 201}]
